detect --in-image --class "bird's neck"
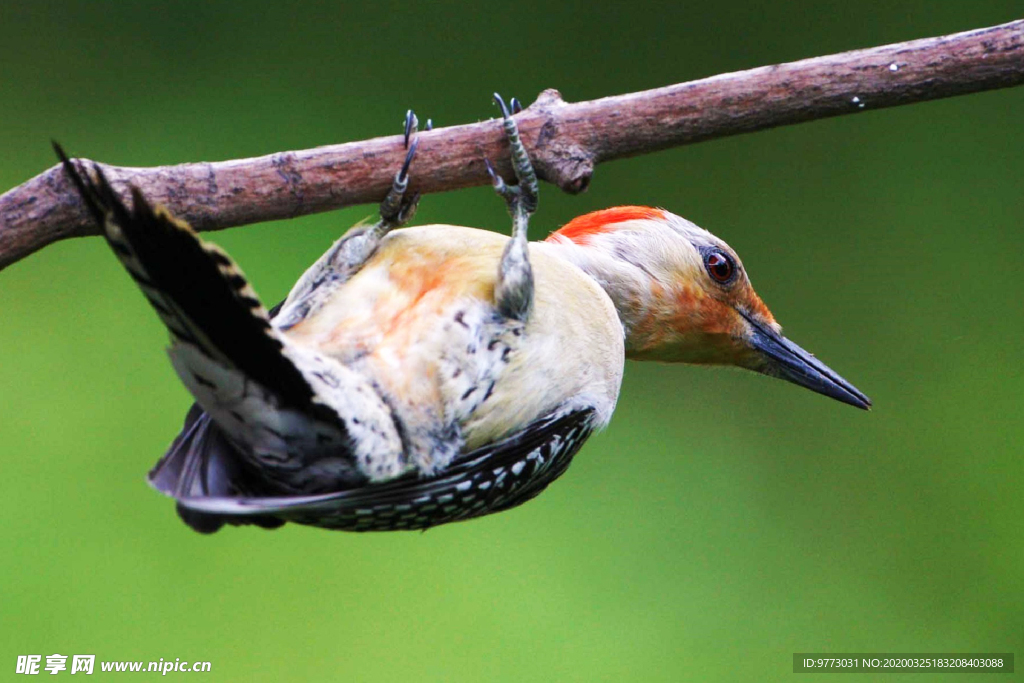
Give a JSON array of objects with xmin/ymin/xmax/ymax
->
[{"xmin": 542, "ymin": 239, "xmax": 667, "ymax": 358}]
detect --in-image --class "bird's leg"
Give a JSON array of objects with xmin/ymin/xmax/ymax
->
[
  {"xmin": 275, "ymin": 111, "xmax": 430, "ymax": 328},
  {"xmin": 325, "ymin": 109, "xmax": 431, "ymax": 269},
  {"xmin": 374, "ymin": 109, "xmax": 432, "ymax": 236},
  {"xmin": 322, "ymin": 109, "xmax": 430, "ymax": 265},
  {"xmin": 488, "ymin": 94, "xmax": 537, "ymax": 321}
]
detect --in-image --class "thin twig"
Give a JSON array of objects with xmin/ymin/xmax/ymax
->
[{"xmin": 1, "ymin": 19, "xmax": 1021, "ymax": 272}]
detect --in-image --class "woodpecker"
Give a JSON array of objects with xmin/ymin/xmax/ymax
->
[{"xmin": 56, "ymin": 96, "xmax": 869, "ymax": 534}]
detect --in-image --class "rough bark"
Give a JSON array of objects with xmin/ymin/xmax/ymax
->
[{"xmin": 1, "ymin": 19, "xmax": 1021, "ymax": 272}]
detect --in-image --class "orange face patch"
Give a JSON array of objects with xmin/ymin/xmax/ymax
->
[
  {"xmin": 547, "ymin": 206, "xmax": 666, "ymax": 245},
  {"xmin": 735, "ymin": 281, "xmax": 775, "ymax": 326},
  {"xmin": 627, "ymin": 281, "xmax": 765, "ymax": 364}
]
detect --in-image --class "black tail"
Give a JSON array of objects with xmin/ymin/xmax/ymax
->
[
  {"xmin": 55, "ymin": 146, "xmax": 367, "ymax": 532},
  {"xmin": 54, "ymin": 144, "xmax": 317, "ymax": 409},
  {"xmin": 150, "ymin": 404, "xmax": 286, "ymax": 533}
]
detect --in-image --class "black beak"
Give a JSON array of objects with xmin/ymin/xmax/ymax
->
[{"xmin": 742, "ymin": 312, "xmax": 871, "ymax": 410}]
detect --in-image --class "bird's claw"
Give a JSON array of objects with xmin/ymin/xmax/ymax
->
[
  {"xmin": 380, "ymin": 109, "xmax": 432, "ymax": 229},
  {"xmin": 485, "ymin": 157, "xmax": 516, "ymax": 205},
  {"xmin": 487, "ymin": 93, "xmax": 538, "ymax": 217}
]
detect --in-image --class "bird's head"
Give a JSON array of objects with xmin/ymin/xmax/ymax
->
[{"xmin": 546, "ymin": 206, "xmax": 870, "ymax": 409}]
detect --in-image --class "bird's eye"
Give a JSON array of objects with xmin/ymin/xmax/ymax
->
[{"xmin": 703, "ymin": 250, "xmax": 737, "ymax": 285}]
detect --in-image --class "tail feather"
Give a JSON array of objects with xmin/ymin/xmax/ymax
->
[
  {"xmin": 55, "ymin": 144, "xmax": 317, "ymax": 410},
  {"xmin": 150, "ymin": 403, "xmax": 287, "ymax": 533},
  {"xmin": 57, "ymin": 145, "xmax": 390, "ymax": 525}
]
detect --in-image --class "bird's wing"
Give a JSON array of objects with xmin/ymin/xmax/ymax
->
[
  {"xmin": 170, "ymin": 407, "xmax": 597, "ymax": 532},
  {"xmin": 55, "ymin": 146, "xmax": 334, "ymax": 414}
]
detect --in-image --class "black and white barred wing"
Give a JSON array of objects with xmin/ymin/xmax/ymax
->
[{"xmin": 174, "ymin": 407, "xmax": 597, "ymax": 531}]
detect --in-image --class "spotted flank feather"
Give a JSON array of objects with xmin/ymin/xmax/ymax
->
[{"xmin": 173, "ymin": 407, "xmax": 596, "ymax": 532}]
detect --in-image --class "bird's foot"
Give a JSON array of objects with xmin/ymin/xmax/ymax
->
[
  {"xmin": 489, "ymin": 94, "xmax": 536, "ymax": 321},
  {"xmin": 378, "ymin": 109, "xmax": 432, "ymax": 230},
  {"xmin": 485, "ymin": 94, "xmax": 538, "ymax": 220}
]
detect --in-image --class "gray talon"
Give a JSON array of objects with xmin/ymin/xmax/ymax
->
[
  {"xmin": 483, "ymin": 158, "xmax": 498, "ymax": 185},
  {"xmin": 379, "ymin": 110, "xmax": 428, "ymax": 230},
  {"xmin": 489, "ymin": 93, "xmax": 538, "ymax": 216},
  {"xmin": 484, "ymin": 158, "xmax": 514, "ymax": 204},
  {"xmin": 398, "ymin": 137, "xmax": 419, "ymax": 183},
  {"xmin": 403, "ymin": 110, "xmax": 418, "ymax": 148},
  {"xmin": 493, "ymin": 92, "xmax": 511, "ymax": 119}
]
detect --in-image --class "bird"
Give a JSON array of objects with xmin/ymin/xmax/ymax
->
[{"xmin": 55, "ymin": 95, "xmax": 870, "ymax": 534}]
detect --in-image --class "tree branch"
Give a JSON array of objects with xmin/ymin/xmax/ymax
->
[{"xmin": 2, "ymin": 20, "xmax": 1021, "ymax": 272}]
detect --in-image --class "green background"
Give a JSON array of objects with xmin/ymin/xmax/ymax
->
[{"xmin": 1, "ymin": 1, "xmax": 1021, "ymax": 681}]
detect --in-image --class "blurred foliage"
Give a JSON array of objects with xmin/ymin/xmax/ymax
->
[{"xmin": 1, "ymin": 1, "xmax": 1021, "ymax": 681}]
